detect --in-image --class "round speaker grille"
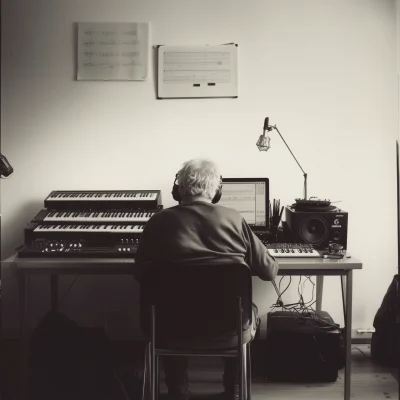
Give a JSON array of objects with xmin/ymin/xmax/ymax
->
[{"xmin": 300, "ymin": 217, "xmax": 329, "ymax": 245}]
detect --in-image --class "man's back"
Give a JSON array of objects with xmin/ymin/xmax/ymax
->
[{"xmin": 135, "ymin": 201, "xmax": 278, "ymax": 281}]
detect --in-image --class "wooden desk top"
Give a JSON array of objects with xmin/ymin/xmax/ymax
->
[{"xmin": 1, "ymin": 254, "xmax": 362, "ymax": 275}]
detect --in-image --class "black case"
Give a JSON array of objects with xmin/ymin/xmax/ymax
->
[{"xmin": 265, "ymin": 311, "xmax": 344, "ymax": 382}]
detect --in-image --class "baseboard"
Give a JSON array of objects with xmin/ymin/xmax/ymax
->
[{"xmin": 351, "ymin": 330, "xmax": 372, "ymax": 344}]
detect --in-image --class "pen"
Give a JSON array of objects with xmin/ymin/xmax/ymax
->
[{"xmin": 278, "ymin": 206, "xmax": 284, "ymax": 225}]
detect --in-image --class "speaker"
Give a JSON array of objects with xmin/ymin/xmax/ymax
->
[
  {"xmin": 285, "ymin": 207, "xmax": 348, "ymax": 250},
  {"xmin": 171, "ymin": 174, "xmax": 223, "ymax": 204}
]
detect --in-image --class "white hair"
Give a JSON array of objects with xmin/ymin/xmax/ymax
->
[{"xmin": 177, "ymin": 159, "xmax": 221, "ymax": 200}]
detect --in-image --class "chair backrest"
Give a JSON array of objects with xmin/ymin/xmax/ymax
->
[{"xmin": 139, "ymin": 262, "xmax": 252, "ymax": 341}]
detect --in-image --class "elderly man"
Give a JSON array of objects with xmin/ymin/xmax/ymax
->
[{"xmin": 135, "ymin": 159, "xmax": 278, "ymax": 400}]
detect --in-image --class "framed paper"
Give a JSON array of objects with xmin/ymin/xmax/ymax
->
[
  {"xmin": 157, "ymin": 44, "xmax": 238, "ymax": 99},
  {"xmin": 77, "ymin": 22, "xmax": 149, "ymax": 81}
]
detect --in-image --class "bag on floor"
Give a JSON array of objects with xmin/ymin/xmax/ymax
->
[
  {"xmin": 29, "ymin": 311, "xmax": 133, "ymax": 400},
  {"xmin": 371, "ymin": 274, "xmax": 400, "ymax": 366}
]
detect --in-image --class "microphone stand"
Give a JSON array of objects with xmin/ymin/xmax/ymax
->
[{"xmin": 269, "ymin": 125, "xmax": 308, "ymax": 200}]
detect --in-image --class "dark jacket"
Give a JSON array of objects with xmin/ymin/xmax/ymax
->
[{"xmin": 135, "ymin": 201, "xmax": 278, "ymax": 282}]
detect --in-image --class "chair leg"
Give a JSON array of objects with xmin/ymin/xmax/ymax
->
[
  {"xmin": 237, "ymin": 297, "xmax": 244, "ymax": 400},
  {"xmin": 142, "ymin": 342, "xmax": 151, "ymax": 400},
  {"xmin": 246, "ymin": 343, "xmax": 251, "ymax": 400},
  {"xmin": 242, "ymin": 344, "xmax": 248, "ymax": 400},
  {"xmin": 151, "ymin": 305, "xmax": 156, "ymax": 400},
  {"xmin": 155, "ymin": 355, "xmax": 159, "ymax": 400},
  {"xmin": 151, "ymin": 344, "xmax": 156, "ymax": 400},
  {"xmin": 238, "ymin": 345, "xmax": 246, "ymax": 400}
]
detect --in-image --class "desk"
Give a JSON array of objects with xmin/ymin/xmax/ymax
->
[{"xmin": 3, "ymin": 254, "xmax": 362, "ymax": 400}]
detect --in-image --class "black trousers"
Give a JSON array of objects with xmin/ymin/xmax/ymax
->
[{"xmin": 163, "ymin": 356, "xmax": 238, "ymax": 395}]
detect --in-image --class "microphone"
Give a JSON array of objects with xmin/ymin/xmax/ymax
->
[
  {"xmin": 256, "ymin": 117, "xmax": 272, "ymax": 151},
  {"xmin": 263, "ymin": 117, "xmax": 273, "ymax": 132}
]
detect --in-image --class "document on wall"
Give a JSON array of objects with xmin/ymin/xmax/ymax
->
[
  {"xmin": 77, "ymin": 22, "xmax": 149, "ymax": 81},
  {"xmin": 157, "ymin": 44, "xmax": 238, "ymax": 98}
]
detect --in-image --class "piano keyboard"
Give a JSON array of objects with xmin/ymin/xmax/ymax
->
[
  {"xmin": 24, "ymin": 223, "xmax": 144, "ymax": 246},
  {"xmin": 33, "ymin": 224, "xmax": 144, "ymax": 233},
  {"xmin": 44, "ymin": 190, "xmax": 162, "ymax": 210},
  {"xmin": 265, "ymin": 243, "xmax": 320, "ymax": 258},
  {"xmin": 20, "ymin": 189, "xmax": 164, "ymax": 258},
  {"xmin": 47, "ymin": 192, "xmax": 158, "ymax": 200},
  {"xmin": 32, "ymin": 209, "xmax": 158, "ymax": 224}
]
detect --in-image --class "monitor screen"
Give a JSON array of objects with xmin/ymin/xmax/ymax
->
[{"xmin": 219, "ymin": 178, "xmax": 269, "ymax": 228}]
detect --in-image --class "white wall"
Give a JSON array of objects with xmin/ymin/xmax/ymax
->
[
  {"xmin": 1, "ymin": 0, "xmax": 398, "ymax": 339},
  {"xmin": 398, "ymin": 0, "xmax": 400, "ymax": 72}
]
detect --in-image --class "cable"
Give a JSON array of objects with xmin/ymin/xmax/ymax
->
[
  {"xmin": 268, "ymin": 275, "xmax": 341, "ymax": 331},
  {"xmin": 304, "ymin": 277, "xmax": 316, "ymax": 306},
  {"xmin": 60, "ymin": 275, "xmax": 80, "ymax": 307},
  {"xmin": 279, "ymin": 276, "xmax": 292, "ymax": 297},
  {"xmin": 312, "ymin": 335, "xmax": 325, "ymax": 362},
  {"xmin": 351, "ymin": 346, "xmax": 371, "ymax": 359},
  {"xmin": 270, "ymin": 276, "xmax": 292, "ymax": 311},
  {"xmin": 271, "ymin": 279, "xmax": 280, "ymax": 297},
  {"xmin": 113, "ymin": 371, "xmax": 131, "ymax": 400}
]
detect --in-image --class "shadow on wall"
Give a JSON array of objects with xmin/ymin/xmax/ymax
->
[{"xmin": 2, "ymin": 200, "xmax": 42, "ymax": 260}]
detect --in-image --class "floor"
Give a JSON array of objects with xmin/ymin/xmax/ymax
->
[
  {"xmin": 1, "ymin": 341, "xmax": 398, "ymax": 400},
  {"xmin": 155, "ymin": 344, "xmax": 399, "ymax": 400}
]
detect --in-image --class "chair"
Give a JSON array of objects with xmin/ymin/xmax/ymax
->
[{"xmin": 140, "ymin": 262, "xmax": 254, "ymax": 400}]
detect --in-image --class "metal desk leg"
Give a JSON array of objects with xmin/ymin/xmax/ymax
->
[
  {"xmin": 50, "ymin": 275, "xmax": 59, "ymax": 311},
  {"xmin": 18, "ymin": 272, "xmax": 28, "ymax": 399},
  {"xmin": 316, "ymin": 276, "xmax": 324, "ymax": 313},
  {"xmin": 341, "ymin": 276, "xmax": 346, "ymax": 318},
  {"xmin": 344, "ymin": 270, "xmax": 353, "ymax": 400}
]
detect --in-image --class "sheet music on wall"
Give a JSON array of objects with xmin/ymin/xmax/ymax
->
[
  {"xmin": 157, "ymin": 44, "xmax": 238, "ymax": 99},
  {"xmin": 77, "ymin": 22, "xmax": 149, "ymax": 81}
]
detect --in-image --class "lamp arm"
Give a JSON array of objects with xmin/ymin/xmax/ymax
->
[{"xmin": 272, "ymin": 125, "xmax": 308, "ymax": 200}]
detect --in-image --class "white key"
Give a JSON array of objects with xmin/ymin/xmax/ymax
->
[
  {"xmin": 34, "ymin": 224, "xmax": 145, "ymax": 233},
  {"xmin": 49, "ymin": 192, "xmax": 158, "ymax": 201},
  {"xmin": 44, "ymin": 211, "xmax": 154, "ymax": 223}
]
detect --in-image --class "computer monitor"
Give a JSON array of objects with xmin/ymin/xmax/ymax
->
[{"xmin": 219, "ymin": 178, "xmax": 270, "ymax": 229}]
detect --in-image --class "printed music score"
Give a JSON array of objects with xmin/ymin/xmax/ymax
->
[
  {"xmin": 77, "ymin": 22, "xmax": 149, "ymax": 81},
  {"xmin": 157, "ymin": 44, "xmax": 238, "ymax": 98}
]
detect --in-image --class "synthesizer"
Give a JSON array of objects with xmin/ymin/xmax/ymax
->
[
  {"xmin": 44, "ymin": 190, "xmax": 162, "ymax": 210},
  {"xmin": 18, "ymin": 189, "xmax": 163, "ymax": 258},
  {"xmin": 18, "ymin": 239, "xmax": 137, "ymax": 258},
  {"xmin": 32, "ymin": 209, "xmax": 158, "ymax": 224},
  {"xmin": 265, "ymin": 243, "xmax": 320, "ymax": 258},
  {"xmin": 25, "ymin": 223, "xmax": 144, "ymax": 244}
]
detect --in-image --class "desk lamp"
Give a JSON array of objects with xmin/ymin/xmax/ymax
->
[{"xmin": 256, "ymin": 117, "xmax": 307, "ymax": 200}]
